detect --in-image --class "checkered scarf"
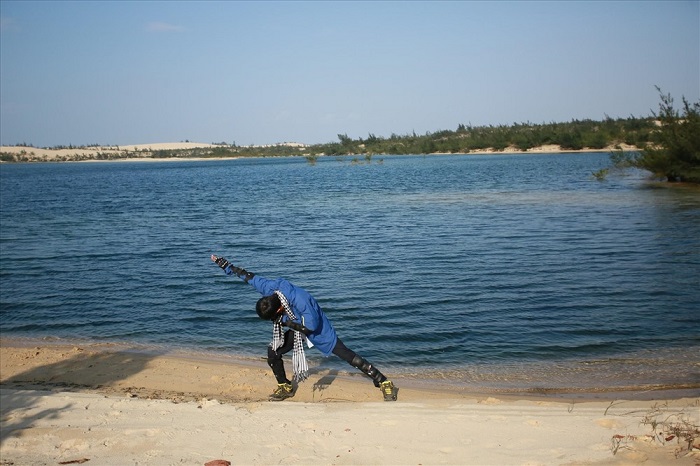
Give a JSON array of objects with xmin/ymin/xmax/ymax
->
[{"xmin": 271, "ymin": 290, "xmax": 309, "ymax": 383}]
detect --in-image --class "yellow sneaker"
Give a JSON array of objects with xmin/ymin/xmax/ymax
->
[
  {"xmin": 269, "ymin": 382, "xmax": 294, "ymax": 401},
  {"xmin": 380, "ymin": 380, "xmax": 398, "ymax": 401}
]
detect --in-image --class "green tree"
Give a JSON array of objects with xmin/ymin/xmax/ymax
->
[
  {"xmin": 614, "ymin": 88, "xmax": 700, "ymax": 183},
  {"xmin": 419, "ymin": 138, "xmax": 436, "ymax": 154},
  {"xmin": 558, "ymin": 126, "xmax": 584, "ymax": 150},
  {"xmin": 583, "ymin": 130, "xmax": 608, "ymax": 149},
  {"xmin": 338, "ymin": 133, "xmax": 352, "ymax": 146}
]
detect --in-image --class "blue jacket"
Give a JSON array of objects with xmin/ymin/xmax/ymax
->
[{"xmin": 230, "ymin": 270, "xmax": 338, "ymax": 356}]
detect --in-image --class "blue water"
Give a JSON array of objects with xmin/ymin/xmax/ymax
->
[{"xmin": 1, "ymin": 153, "xmax": 699, "ymax": 395}]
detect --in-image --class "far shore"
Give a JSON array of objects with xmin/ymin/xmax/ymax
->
[{"xmin": 0, "ymin": 142, "xmax": 641, "ymax": 163}]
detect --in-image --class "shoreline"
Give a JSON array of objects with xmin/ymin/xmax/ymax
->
[
  {"xmin": 0, "ymin": 339, "xmax": 481, "ymax": 405},
  {"xmin": 1, "ymin": 339, "xmax": 698, "ymax": 465},
  {"xmin": 0, "ymin": 142, "xmax": 640, "ymax": 164},
  {"xmin": 2, "ymin": 337, "xmax": 698, "ymax": 403}
]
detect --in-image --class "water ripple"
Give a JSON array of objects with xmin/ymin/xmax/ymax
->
[{"xmin": 1, "ymin": 154, "xmax": 699, "ymax": 392}]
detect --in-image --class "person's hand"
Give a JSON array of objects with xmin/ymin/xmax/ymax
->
[
  {"xmin": 211, "ymin": 255, "xmax": 230, "ymax": 269},
  {"xmin": 210, "ymin": 255, "xmax": 254, "ymax": 282}
]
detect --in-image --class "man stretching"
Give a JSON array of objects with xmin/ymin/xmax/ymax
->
[{"xmin": 211, "ymin": 255, "xmax": 398, "ymax": 402}]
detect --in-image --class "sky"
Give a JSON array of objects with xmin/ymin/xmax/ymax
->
[{"xmin": 1, "ymin": 1, "xmax": 698, "ymax": 148}]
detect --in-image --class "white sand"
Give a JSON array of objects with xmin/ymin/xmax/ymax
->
[
  {"xmin": 1, "ymin": 342, "xmax": 698, "ymax": 465},
  {"xmin": 3, "ymin": 388, "xmax": 697, "ymax": 465},
  {"xmin": 0, "ymin": 142, "xmax": 221, "ymax": 161}
]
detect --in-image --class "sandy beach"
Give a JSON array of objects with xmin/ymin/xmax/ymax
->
[
  {"xmin": 0, "ymin": 142, "xmax": 642, "ymax": 164},
  {"xmin": 0, "ymin": 142, "xmax": 225, "ymax": 163},
  {"xmin": 1, "ymin": 341, "xmax": 698, "ymax": 465}
]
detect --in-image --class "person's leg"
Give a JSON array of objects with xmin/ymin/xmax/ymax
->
[
  {"xmin": 332, "ymin": 338, "xmax": 387, "ymax": 387},
  {"xmin": 267, "ymin": 330, "xmax": 295, "ymax": 384},
  {"xmin": 332, "ymin": 338, "xmax": 397, "ymax": 400}
]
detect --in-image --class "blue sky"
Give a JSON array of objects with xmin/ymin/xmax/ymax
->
[{"xmin": 1, "ymin": 1, "xmax": 698, "ymax": 147}]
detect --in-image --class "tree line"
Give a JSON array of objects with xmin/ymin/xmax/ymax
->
[
  {"xmin": 2, "ymin": 89, "xmax": 698, "ymax": 183},
  {"xmin": 314, "ymin": 116, "xmax": 652, "ymax": 157}
]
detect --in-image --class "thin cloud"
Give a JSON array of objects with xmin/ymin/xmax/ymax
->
[{"xmin": 146, "ymin": 21, "xmax": 185, "ymax": 33}]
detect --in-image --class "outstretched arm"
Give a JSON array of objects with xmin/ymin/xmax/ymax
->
[
  {"xmin": 211, "ymin": 255, "xmax": 255, "ymax": 283},
  {"xmin": 281, "ymin": 319, "xmax": 312, "ymax": 336}
]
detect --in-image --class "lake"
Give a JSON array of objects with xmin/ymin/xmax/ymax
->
[{"xmin": 1, "ymin": 153, "xmax": 698, "ymax": 396}]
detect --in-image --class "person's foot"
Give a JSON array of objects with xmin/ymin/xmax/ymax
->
[
  {"xmin": 380, "ymin": 380, "xmax": 398, "ymax": 401},
  {"xmin": 269, "ymin": 382, "xmax": 294, "ymax": 401}
]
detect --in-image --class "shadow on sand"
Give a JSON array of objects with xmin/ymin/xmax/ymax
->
[{"xmin": 0, "ymin": 348, "xmax": 157, "ymax": 445}]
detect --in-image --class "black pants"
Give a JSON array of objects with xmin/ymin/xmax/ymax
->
[{"xmin": 267, "ymin": 330, "xmax": 358, "ymax": 384}]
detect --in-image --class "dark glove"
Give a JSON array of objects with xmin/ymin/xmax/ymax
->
[
  {"xmin": 213, "ymin": 256, "xmax": 255, "ymax": 282},
  {"xmin": 281, "ymin": 320, "xmax": 312, "ymax": 336},
  {"xmin": 214, "ymin": 256, "xmax": 231, "ymax": 270}
]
